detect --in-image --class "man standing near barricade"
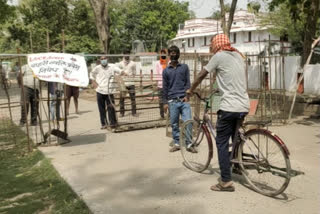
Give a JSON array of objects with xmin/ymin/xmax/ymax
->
[
  {"xmin": 163, "ymin": 45, "xmax": 194, "ymax": 153},
  {"xmin": 116, "ymin": 50, "xmax": 137, "ymax": 117},
  {"xmin": 90, "ymin": 56, "xmax": 120, "ymax": 129},
  {"xmin": 48, "ymin": 82, "xmax": 63, "ymax": 123},
  {"xmin": 187, "ymin": 34, "xmax": 250, "ymax": 192},
  {"xmin": 66, "ymin": 84, "xmax": 80, "ymax": 115},
  {"xmin": 18, "ymin": 64, "xmax": 39, "ymax": 126}
]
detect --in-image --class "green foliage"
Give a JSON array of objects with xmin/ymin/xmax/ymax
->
[
  {"xmin": 0, "ymin": 1, "xmax": 17, "ymax": 53},
  {"xmin": 0, "ymin": 0, "xmax": 16, "ymax": 24},
  {"xmin": 65, "ymin": 0, "xmax": 100, "ymax": 53},
  {"xmin": 1, "ymin": 0, "xmax": 99, "ymax": 53},
  {"xmin": 4, "ymin": 0, "xmax": 69, "ymax": 52},
  {"xmin": 1, "ymin": 0, "xmax": 192, "ymax": 54},
  {"xmin": 258, "ymin": 3, "xmax": 306, "ymax": 53},
  {"xmin": 247, "ymin": 1, "xmax": 261, "ymax": 14},
  {"xmin": 108, "ymin": 0, "xmax": 191, "ymax": 53},
  {"xmin": 260, "ymin": 0, "xmax": 320, "ymax": 57}
]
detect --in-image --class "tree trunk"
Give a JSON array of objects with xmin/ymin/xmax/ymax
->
[
  {"xmin": 219, "ymin": 0, "xmax": 238, "ymax": 37},
  {"xmin": 226, "ymin": 0, "xmax": 237, "ymax": 37},
  {"xmin": 301, "ymin": 0, "xmax": 319, "ymax": 67},
  {"xmin": 88, "ymin": 0, "xmax": 109, "ymax": 53},
  {"xmin": 219, "ymin": 0, "xmax": 227, "ymax": 35}
]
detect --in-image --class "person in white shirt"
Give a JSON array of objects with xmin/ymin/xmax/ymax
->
[
  {"xmin": 116, "ymin": 50, "xmax": 137, "ymax": 116},
  {"xmin": 18, "ymin": 64, "xmax": 39, "ymax": 126},
  {"xmin": 1, "ymin": 63, "xmax": 11, "ymax": 88},
  {"xmin": 90, "ymin": 56, "xmax": 121, "ymax": 129}
]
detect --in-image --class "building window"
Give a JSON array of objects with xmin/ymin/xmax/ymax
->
[
  {"xmin": 181, "ymin": 40, "xmax": 185, "ymax": 48},
  {"xmin": 248, "ymin": 31, "xmax": 252, "ymax": 42},
  {"xmin": 233, "ymin": 33, "xmax": 237, "ymax": 44},
  {"xmin": 204, "ymin": 37, "xmax": 207, "ymax": 46},
  {"xmin": 188, "ymin": 38, "xmax": 194, "ymax": 47}
]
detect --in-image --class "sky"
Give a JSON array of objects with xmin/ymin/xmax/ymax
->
[
  {"xmin": 179, "ymin": 0, "xmax": 254, "ymax": 18},
  {"xmin": 9, "ymin": 0, "xmax": 264, "ymax": 19}
]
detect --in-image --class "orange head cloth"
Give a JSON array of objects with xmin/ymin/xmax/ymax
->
[{"xmin": 211, "ymin": 34, "xmax": 245, "ymax": 58}]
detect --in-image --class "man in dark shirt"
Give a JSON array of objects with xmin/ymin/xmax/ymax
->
[{"xmin": 163, "ymin": 45, "xmax": 195, "ymax": 153}]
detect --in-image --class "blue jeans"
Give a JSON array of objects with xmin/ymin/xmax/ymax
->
[
  {"xmin": 216, "ymin": 110, "xmax": 247, "ymax": 182},
  {"xmin": 169, "ymin": 101, "xmax": 192, "ymax": 145},
  {"xmin": 49, "ymin": 91, "xmax": 62, "ymax": 121}
]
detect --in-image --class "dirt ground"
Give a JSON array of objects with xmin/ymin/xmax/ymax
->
[{"xmin": 38, "ymin": 95, "xmax": 320, "ymax": 214}]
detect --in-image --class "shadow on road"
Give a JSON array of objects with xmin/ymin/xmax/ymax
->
[
  {"xmin": 293, "ymin": 116, "xmax": 320, "ymax": 126},
  {"xmin": 64, "ymin": 133, "xmax": 106, "ymax": 147},
  {"xmin": 71, "ymin": 165, "xmax": 207, "ymax": 214}
]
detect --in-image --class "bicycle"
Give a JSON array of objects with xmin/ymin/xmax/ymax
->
[{"xmin": 180, "ymin": 90, "xmax": 294, "ymax": 197}]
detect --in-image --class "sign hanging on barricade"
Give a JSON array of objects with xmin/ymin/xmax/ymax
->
[{"xmin": 27, "ymin": 53, "xmax": 89, "ymax": 87}]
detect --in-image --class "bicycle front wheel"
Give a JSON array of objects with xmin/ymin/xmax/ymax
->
[
  {"xmin": 238, "ymin": 129, "xmax": 291, "ymax": 197},
  {"xmin": 180, "ymin": 119, "xmax": 213, "ymax": 173}
]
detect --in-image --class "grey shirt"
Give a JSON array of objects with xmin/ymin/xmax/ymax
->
[{"xmin": 204, "ymin": 51, "xmax": 250, "ymax": 113}]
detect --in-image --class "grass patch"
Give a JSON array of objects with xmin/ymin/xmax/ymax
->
[{"xmin": 0, "ymin": 121, "xmax": 91, "ymax": 214}]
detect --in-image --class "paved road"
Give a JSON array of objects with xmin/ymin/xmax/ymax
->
[{"xmin": 39, "ymin": 97, "xmax": 320, "ymax": 214}]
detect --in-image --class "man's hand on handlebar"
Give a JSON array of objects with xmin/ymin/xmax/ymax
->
[{"xmin": 186, "ymin": 89, "xmax": 193, "ymax": 98}]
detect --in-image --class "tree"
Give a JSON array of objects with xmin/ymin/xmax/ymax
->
[
  {"xmin": 10, "ymin": 0, "xmax": 69, "ymax": 52},
  {"xmin": 108, "ymin": 0, "xmax": 191, "ymax": 53},
  {"xmin": 301, "ymin": 0, "xmax": 319, "ymax": 66},
  {"xmin": 258, "ymin": 3, "xmax": 305, "ymax": 54},
  {"xmin": 0, "ymin": 1, "xmax": 17, "ymax": 53},
  {"xmin": 88, "ymin": 0, "xmax": 109, "ymax": 53},
  {"xmin": 247, "ymin": 1, "xmax": 261, "ymax": 14},
  {"xmin": 0, "ymin": 0, "xmax": 15, "ymax": 24},
  {"xmin": 65, "ymin": 0, "xmax": 100, "ymax": 53},
  {"xmin": 268, "ymin": 0, "xmax": 320, "ymax": 66},
  {"xmin": 3, "ymin": 0, "xmax": 101, "ymax": 53},
  {"xmin": 1, "ymin": 0, "xmax": 192, "ymax": 54},
  {"xmin": 219, "ymin": 0, "xmax": 237, "ymax": 37}
]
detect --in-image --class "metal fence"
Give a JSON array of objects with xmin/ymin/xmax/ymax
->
[
  {"xmin": 0, "ymin": 54, "xmax": 69, "ymax": 151},
  {"xmin": 0, "ymin": 52, "xmax": 289, "ymax": 151}
]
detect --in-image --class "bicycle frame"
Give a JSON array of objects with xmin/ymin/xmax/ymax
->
[
  {"xmin": 185, "ymin": 91, "xmax": 301, "ymax": 196},
  {"xmin": 193, "ymin": 91, "xmax": 250, "ymax": 161},
  {"xmin": 193, "ymin": 91, "xmax": 217, "ymax": 138}
]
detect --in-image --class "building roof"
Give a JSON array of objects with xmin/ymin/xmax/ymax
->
[{"xmin": 172, "ymin": 10, "xmax": 267, "ymax": 41}]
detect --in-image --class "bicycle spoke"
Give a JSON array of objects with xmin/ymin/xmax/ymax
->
[
  {"xmin": 239, "ymin": 130, "xmax": 291, "ymax": 196},
  {"xmin": 180, "ymin": 120, "xmax": 213, "ymax": 173}
]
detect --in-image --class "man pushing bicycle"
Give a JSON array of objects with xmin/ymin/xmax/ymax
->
[{"xmin": 187, "ymin": 34, "xmax": 250, "ymax": 192}]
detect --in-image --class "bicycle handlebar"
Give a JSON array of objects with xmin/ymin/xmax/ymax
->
[{"xmin": 192, "ymin": 89, "xmax": 219, "ymax": 102}]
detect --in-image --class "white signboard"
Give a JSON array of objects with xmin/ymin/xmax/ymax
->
[{"xmin": 28, "ymin": 53, "xmax": 89, "ymax": 87}]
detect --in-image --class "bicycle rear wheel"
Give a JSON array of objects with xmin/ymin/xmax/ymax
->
[
  {"xmin": 238, "ymin": 129, "xmax": 291, "ymax": 196},
  {"xmin": 180, "ymin": 119, "xmax": 213, "ymax": 173}
]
